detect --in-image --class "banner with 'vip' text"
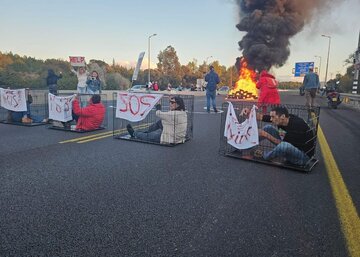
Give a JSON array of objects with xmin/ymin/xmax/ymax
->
[{"xmin": 224, "ymin": 102, "xmax": 259, "ymax": 150}]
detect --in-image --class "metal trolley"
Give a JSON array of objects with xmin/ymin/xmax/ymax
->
[
  {"xmin": 112, "ymin": 92, "xmax": 194, "ymax": 146},
  {"xmin": 0, "ymin": 89, "xmax": 48, "ymax": 126},
  {"xmin": 219, "ymin": 101, "xmax": 320, "ymax": 172},
  {"xmin": 47, "ymin": 93, "xmax": 108, "ymax": 133}
]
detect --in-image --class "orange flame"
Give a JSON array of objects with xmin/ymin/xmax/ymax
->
[{"xmin": 228, "ymin": 59, "xmax": 258, "ymax": 100}]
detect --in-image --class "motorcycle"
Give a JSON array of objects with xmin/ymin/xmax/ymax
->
[{"xmin": 326, "ymin": 90, "xmax": 342, "ymax": 109}]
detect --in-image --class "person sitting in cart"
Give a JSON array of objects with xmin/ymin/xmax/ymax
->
[
  {"xmin": 126, "ymin": 96, "xmax": 187, "ymax": 144},
  {"xmin": 7, "ymin": 88, "xmax": 46, "ymax": 124},
  {"xmin": 72, "ymin": 94, "xmax": 105, "ymax": 131},
  {"xmin": 241, "ymin": 106, "xmax": 315, "ymax": 166}
]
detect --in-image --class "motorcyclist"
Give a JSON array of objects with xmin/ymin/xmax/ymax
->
[{"xmin": 326, "ymin": 83, "xmax": 341, "ymax": 108}]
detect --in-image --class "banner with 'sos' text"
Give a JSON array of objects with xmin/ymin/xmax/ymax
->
[
  {"xmin": 0, "ymin": 88, "xmax": 27, "ymax": 112},
  {"xmin": 224, "ymin": 103, "xmax": 259, "ymax": 150},
  {"xmin": 69, "ymin": 56, "xmax": 85, "ymax": 67},
  {"xmin": 48, "ymin": 93, "xmax": 75, "ymax": 122},
  {"xmin": 116, "ymin": 92, "xmax": 163, "ymax": 122}
]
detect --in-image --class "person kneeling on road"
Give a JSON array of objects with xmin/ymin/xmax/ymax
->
[
  {"xmin": 72, "ymin": 94, "xmax": 105, "ymax": 131},
  {"xmin": 126, "ymin": 96, "xmax": 187, "ymax": 144},
  {"xmin": 241, "ymin": 106, "xmax": 315, "ymax": 166}
]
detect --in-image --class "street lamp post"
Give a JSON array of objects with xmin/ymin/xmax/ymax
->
[
  {"xmin": 321, "ymin": 34, "xmax": 331, "ymax": 85},
  {"xmin": 148, "ymin": 33, "xmax": 157, "ymax": 86},
  {"xmin": 206, "ymin": 55, "xmax": 213, "ymax": 64},
  {"xmin": 314, "ymin": 55, "xmax": 322, "ymax": 84}
]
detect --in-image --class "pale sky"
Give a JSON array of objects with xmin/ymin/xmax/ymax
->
[{"xmin": 1, "ymin": 0, "xmax": 359, "ymax": 82}]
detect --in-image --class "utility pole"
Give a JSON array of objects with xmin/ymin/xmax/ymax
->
[
  {"xmin": 321, "ymin": 35, "xmax": 331, "ymax": 85},
  {"xmin": 148, "ymin": 33, "xmax": 157, "ymax": 86},
  {"xmin": 353, "ymin": 31, "xmax": 360, "ymax": 94}
]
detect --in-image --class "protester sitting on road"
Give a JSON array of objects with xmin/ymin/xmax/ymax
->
[
  {"xmin": 241, "ymin": 106, "xmax": 315, "ymax": 166},
  {"xmin": 7, "ymin": 89, "xmax": 46, "ymax": 124},
  {"xmin": 72, "ymin": 94, "xmax": 105, "ymax": 131},
  {"xmin": 126, "ymin": 96, "xmax": 188, "ymax": 144}
]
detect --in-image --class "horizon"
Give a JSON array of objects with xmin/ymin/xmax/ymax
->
[{"xmin": 1, "ymin": 0, "xmax": 359, "ymax": 82}]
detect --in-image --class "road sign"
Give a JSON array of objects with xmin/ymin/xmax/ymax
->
[{"xmin": 294, "ymin": 62, "xmax": 314, "ymax": 77}]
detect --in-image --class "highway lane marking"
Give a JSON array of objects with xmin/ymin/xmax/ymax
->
[
  {"xmin": 59, "ymin": 124, "xmax": 149, "ymax": 144},
  {"xmin": 318, "ymin": 125, "xmax": 360, "ymax": 257},
  {"xmin": 59, "ymin": 130, "xmax": 118, "ymax": 144}
]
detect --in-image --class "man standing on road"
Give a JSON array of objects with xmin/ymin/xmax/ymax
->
[
  {"xmin": 302, "ymin": 67, "xmax": 320, "ymax": 109},
  {"xmin": 205, "ymin": 65, "xmax": 220, "ymax": 113}
]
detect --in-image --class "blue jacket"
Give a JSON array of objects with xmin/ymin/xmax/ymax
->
[
  {"xmin": 205, "ymin": 70, "xmax": 220, "ymax": 92},
  {"xmin": 303, "ymin": 72, "xmax": 320, "ymax": 89},
  {"xmin": 86, "ymin": 78, "xmax": 101, "ymax": 93}
]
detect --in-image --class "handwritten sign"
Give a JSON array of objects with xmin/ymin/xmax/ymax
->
[
  {"xmin": 224, "ymin": 103, "xmax": 259, "ymax": 150},
  {"xmin": 116, "ymin": 92, "xmax": 163, "ymax": 122},
  {"xmin": 69, "ymin": 56, "xmax": 85, "ymax": 67},
  {"xmin": 0, "ymin": 88, "xmax": 27, "ymax": 112},
  {"xmin": 48, "ymin": 93, "xmax": 75, "ymax": 122}
]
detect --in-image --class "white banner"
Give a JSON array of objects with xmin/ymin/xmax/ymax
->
[
  {"xmin": 48, "ymin": 93, "xmax": 75, "ymax": 122},
  {"xmin": 69, "ymin": 56, "xmax": 85, "ymax": 67},
  {"xmin": 0, "ymin": 88, "xmax": 27, "ymax": 112},
  {"xmin": 116, "ymin": 92, "xmax": 163, "ymax": 122},
  {"xmin": 224, "ymin": 103, "xmax": 259, "ymax": 150},
  {"xmin": 132, "ymin": 52, "xmax": 145, "ymax": 81}
]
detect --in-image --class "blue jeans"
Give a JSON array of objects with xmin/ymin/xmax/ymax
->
[
  {"xmin": 134, "ymin": 120, "xmax": 162, "ymax": 143},
  {"xmin": 206, "ymin": 90, "xmax": 217, "ymax": 112},
  {"xmin": 10, "ymin": 102, "xmax": 44, "ymax": 123},
  {"xmin": 77, "ymin": 87, "xmax": 87, "ymax": 94},
  {"xmin": 11, "ymin": 111, "xmax": 43, "ymax": 123},
  {"xmin": 49, "ymin": 84, "xmax": 58, "ymax": 95},
  {"xmin": 262, "ymin": 125, "xmax": 310, "ymax": 166},
  {"xmin": 87, "ymin": 89, "xmax": 99, "ymax": 94}
]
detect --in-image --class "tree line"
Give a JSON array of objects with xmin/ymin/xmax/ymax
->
[{"xmin": 0, "ymin": 47, "xmax": 356, "ymax": 92}]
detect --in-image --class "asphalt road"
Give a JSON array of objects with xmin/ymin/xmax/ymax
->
[{"xmin": 0, "ymin": 91, "xmax": 359, "ymax": 257}]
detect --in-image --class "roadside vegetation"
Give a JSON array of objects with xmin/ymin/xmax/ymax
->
[{"xmin": 0, "ymin": 48, "xmax": 356, "ymax": 93}]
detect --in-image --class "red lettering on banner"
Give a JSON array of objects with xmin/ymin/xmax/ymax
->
[
  {"xmin": 64, "ymin": 103, "xmax": 69, "ymax": 112},
  {"xmin": 129, "ymin": 95, "xmax": 140, "ymax": 115},
  {"xmin": 139, "ymin": 95, "xmax": 156, "ymax": 116},
  {"xmin": 118, "ymin": 93, "xmax": 157, "ymax": 116},
  {"xmin": 118, "ymin": 93, "xmax": 129, "ymax": 112},
  {"xmin": 5, "ymin": 92, "xmax": 19, "ymax": 108}
]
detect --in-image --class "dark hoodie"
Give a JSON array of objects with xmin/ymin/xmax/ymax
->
[{"xmin": 46, "ymin": 69, "xmax": 62, "ymax": 85}]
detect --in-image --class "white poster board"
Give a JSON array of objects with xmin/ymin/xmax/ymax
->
[
  {"xmin": 116, "ymin": 92, "xmax": 163, "ymax": 122},
  {"xmin": 0, "ymin": 88, "xmax": 27, "ymax": 112},
  {"xmin": 69, "ymin": 56, "xmax": 85, "ymax": 67},
  {"xmin": 48, "ymin": 93, "xmax": 75, "ymax": 122},
  {"xmin": 224, "ymin": 103, "xmax": 259, "ymax": 150}
]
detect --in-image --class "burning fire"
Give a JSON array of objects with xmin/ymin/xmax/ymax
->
[{"xmin": 228, "ymin": 58, "xmax": 258, "ymax": 100}]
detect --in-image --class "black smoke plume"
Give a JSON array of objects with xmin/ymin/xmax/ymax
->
[{"xmin": 235, "ymin": 0, "xmax": 342, "ymax": 72}]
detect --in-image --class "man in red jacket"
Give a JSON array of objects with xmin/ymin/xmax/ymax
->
[{"xmin": 72, "ymin": 94, "xmax": 105, "ymax": 131}]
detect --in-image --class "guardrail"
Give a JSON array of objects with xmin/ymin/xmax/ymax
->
[{"xmin": 341, "ymin": 93, "xmax": 360, "ymax": 109}]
